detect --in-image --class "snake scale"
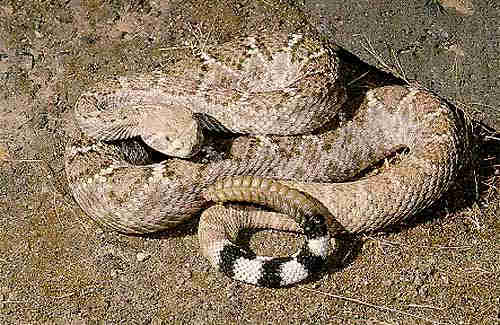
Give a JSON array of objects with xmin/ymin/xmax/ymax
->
[{"xmin": 65, "ymin": 31, "xmax": 471, "ymax": 287}]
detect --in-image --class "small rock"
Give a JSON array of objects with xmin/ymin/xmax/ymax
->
[
  {"xmin": 418, "ymin": 285, "xmax": 429, "ymax": 297},
  {"xmin": 0, "ymin": 292, "xmax": 5, "ymax": 309},
  {"xmin": 136, "ymin": 252, "xmax": 151, "ymax": 262}
]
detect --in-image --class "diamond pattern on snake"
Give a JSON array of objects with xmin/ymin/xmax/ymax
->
[{"xmin": 65, "ymin": 31, "xmax": 471, "ymax": 288}]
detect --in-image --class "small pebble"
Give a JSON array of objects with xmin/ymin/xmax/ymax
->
[{"xmin": 136, "ymin": 252, "xmax": 151, "ymax": 262}]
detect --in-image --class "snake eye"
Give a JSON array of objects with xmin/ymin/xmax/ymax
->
[{"xmin": 312, "ymin": 214, "xmax": 325, "ymax": 224}]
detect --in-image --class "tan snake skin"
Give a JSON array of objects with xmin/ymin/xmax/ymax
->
[
  {"xmin": 73, "ymin": 32, "xmax": 345, "ymax": 158},
  {"xmin": 195, "ymin": 84, "xmax": 471, "ymax": 286},
  {"xmin": 65, "ymin": 32, "xmax": 349, "ymax": 233},
  {"xmin": 204, "ymin": 85, "xmax": 471, "ymax": 234},
  {"xmin": 65, "ymin": 32, "xmax": 470, "ymax": 240}
]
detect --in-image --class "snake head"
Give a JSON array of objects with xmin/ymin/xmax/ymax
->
[
  {"xmin": 142, "ymin": 116, "xmax": 204, "ymax": 158},
  {"xmin": 141, "ymin": 105, "xmax": 204, "ymax": 158}
]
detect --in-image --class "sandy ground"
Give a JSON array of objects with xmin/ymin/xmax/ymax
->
[{"xmin": 1, "ymin": 1, "xmax": 499, "ymax": 324}]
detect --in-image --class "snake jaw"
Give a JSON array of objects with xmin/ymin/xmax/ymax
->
[{"xmin": 142, "ymin": 119, "xmax": 204, "ymax": 158}]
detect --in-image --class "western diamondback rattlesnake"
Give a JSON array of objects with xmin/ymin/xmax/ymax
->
[{"xmin": 65, "ymin": 31, "xmax": 471, "ymax": 288}]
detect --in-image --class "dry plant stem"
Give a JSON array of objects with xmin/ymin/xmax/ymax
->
[{"xmin": 299, "ymin": 288, "xmax": 446, "ymax": 324}]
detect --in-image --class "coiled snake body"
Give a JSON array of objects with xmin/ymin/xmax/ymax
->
[{"xmin": 65, "ymin": 32, "xmax": 470, "ymax": 287}]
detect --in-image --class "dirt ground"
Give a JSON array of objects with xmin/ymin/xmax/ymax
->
[{"xmin": 1, "ymin": 1, "xmax": 499, "ymax": 324}]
